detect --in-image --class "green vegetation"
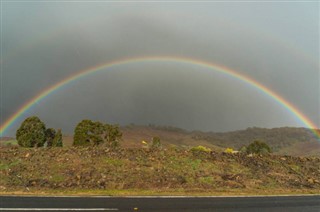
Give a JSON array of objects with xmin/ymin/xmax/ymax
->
[
  {"xmin": 52, "ymin": 129, "xmax": 63, "ymax": 147},
  {"xmin": 224, "ymin": 148, "xmax": 235, "ymax": 153},
  {"xmin": 190, "ymin": 145, "xmax": 211, "ymax": 155},
  {"xmin": 151, "ymin": 136, "xmax": 161, "ymax": 149},
  {"xmin": 45, "ymin": 128, "xmax": 56, "ymax": 147},
  {"xmin": 105, "ymin": 124, "xmax": 122, "ymax": 148},
  {"xmin": 1, "ymin": 140, "xmax": 18, "ymax": 146},
  {"xmin": 0, "ymin": 160, "xmax": 21, "ymax": 171},
  {"xmin": 73, "ymin": 120, "xmax": 122, "ymax": 147},
  {"xmin": 16, "ymin": 116, "xmax": 47, "ymax": 147},
  {"xmin": 245, "ymin": 140, "xmax": 272, "ymax": 154},
  {"xmin": 73, "ymin": 120, "xmax": 105, "ymax": 146},
  {"xmin": 16, "ymin": 116, "xmax": 63, "ymax": 148}
]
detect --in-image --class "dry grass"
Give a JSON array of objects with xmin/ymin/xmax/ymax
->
[{"xmin": 0, "ymin": 146, "xmax": 319, "ymax": 196}]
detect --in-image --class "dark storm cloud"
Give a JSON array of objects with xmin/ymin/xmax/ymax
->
[{"xmin": 1, "ymin": 2, "xmax": 319, "ymax": 136}]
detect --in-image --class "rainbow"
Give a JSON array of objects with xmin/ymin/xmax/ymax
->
[{"xmin": 0, "ymin": 56, "xmax": 319, "ymax": 139}]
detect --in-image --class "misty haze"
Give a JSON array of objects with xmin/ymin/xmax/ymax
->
[{"xmin": 0, "ymin": 2, "xmax": 319, "ymax": 135}]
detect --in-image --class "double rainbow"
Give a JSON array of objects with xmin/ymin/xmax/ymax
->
[{"xmin": 0, "ymin": 56, "xmax": 319, "ymax": 138}]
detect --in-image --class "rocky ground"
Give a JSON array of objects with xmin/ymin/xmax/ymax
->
[{"xmin": 0, "ymin": 146, "xmax": 319, "ymax": 195}]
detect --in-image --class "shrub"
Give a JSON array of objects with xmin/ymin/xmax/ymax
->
[
  {"xmin": 16, "ymin": 116, "xmax": 46, "ymax": 147},
  {"xmin": 73, "ymin": 120, "xmax": 105, "ymax": 146},
  {"xmin": 73, "ymin": 120, "xmax": 122, "ymax": 148},
  {"xmin": 52, "ymin": 129, "xmax": 63, "ymax": 147},
  {"xmin": 45, "ymin": 128, "xmax": 56, "ymax": 147},
  {"xmin": 239, "ymin": 145, "xmax": 247, "ymax": 153},
  {"xmin": 224, "ymin": 148, "xmax": 234, "ymax": 154},
  {"xmin": 151, "ymin": 136, "xmax": 161, "ymax": 149},
  {"xmin": 190, "ymin": 145, "xmax": 211, "ymax": 155},
  {"xmin": 246, "ymin": 140, "xmax": 271, "ymax": 154},
  {"xmin": 105, "ymin": 124, "xmax": 122, "ymax": 148}
]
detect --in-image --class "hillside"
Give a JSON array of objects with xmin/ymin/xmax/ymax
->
[
  {"xmin": 2, "ymin": 125, "xmax": 319, "ymax": 156},
  {"xmin": 120, "ymin": 125, "xmax": 320, "ymax": 156},
  {"xmin": 1, "ymin": 126, "xmax": 319, "ymax": 195},
  {"xmin": 0, "ymin": 146, "xmax": 319, "ymax": 195},
  {"xmin": 188, "ymin": 127, "xmax": 320, "ymax": 156}
]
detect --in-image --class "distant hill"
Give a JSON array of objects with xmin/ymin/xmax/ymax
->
[
  {"xmin": 2, "ymin": 125, "xmax": 319, "ymax": 156},
  {"xmin": 189, "ymin": 127, "xmax": 319, "ymax": 151},
  {"xmin": 0, "ymin": 137, "xmax": 17, "ymax": 147},
  {"xmin": 120, "ymin": 125, "xmax": 320, "ymax": 156},
  {"xmin": 0, "ymin": 137, "xmax": 14, "ymax": 141}
]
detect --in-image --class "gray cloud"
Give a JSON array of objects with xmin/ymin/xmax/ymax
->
[{"xmin": 1, "ymin": 2, "xmax": 318, "ymax": 136}]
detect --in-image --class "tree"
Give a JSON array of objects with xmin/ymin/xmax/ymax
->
[
  {"xmin": 16, "ymin": 116, "xmax": 46, "ymax": 147},
  {"xmin": 73, "ymin": 120, "xmax": 106, "ymax": 146},
  {"xmin": 246, "ymin": 140, "xmax": 271, "ymax": 154},
  {"xmin": 73, "ymin": 120, "xmax": 122, "ymax": 147},
  {"xmin": 52, "ymin": 129, "xmax": 63, "ymax": 147},
  {"xmin": 45, "ymin": 128, "xmax": 56, "ymax": 147},
  {"xmin": 74, "ymin": 120, "xmax": 97, "ymax": 146},
  {"xmin": 90, "ymin": 122, "xmax": 106, "ymax": 146},
  {"xmin": 105, "ymin": 124, "xmax": 122, "ymax": 148}
]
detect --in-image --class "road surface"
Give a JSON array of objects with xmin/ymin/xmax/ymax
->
[{"xmin": 0, "ymin": 195, "xmax": 319, "ymax": 211}]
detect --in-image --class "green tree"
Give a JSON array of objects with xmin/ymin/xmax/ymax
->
[
  {"xmin": 52, "ymin": 129, "xmax": 63, "ymax": 147},
  {"xmin": 105, "ymin": 124, "xmax": 122, "ymax": 148},
  {"xmin": 73, "ymin": 120, "xmax": 122, "ymax": 147},
  {"xmin": 246, "ymin": 140, "xmax": 271, "ymax": 154},
  {"xmin": 73, "ymin": 120, "xmax": 106, "ymax": 146},
  {"xmin": 45, "ymin": 128, "xmax": 56, "ymax": 147},
  {"xmin": 74, "ymin": 120, "xmax": 91, "ymax": 146},
  {"xmin": 91, "ymin": 122, "xmax": 106, "ymax": 145},
  {"xmin": 16, "ymin": 116, "xmax": 46, "ymax": 147}
]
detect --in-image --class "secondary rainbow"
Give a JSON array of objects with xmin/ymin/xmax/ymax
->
[{"xmin": 1, "ymin": 56, "xmax": 319, "ymax": 139}]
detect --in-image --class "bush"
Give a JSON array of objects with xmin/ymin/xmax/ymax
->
[
  {"xmin": 73, "ymin": 120, "xmax": 122, "ymax": 148},
  {"xmin": 224, "ymin": 148, "xmax": 234, "ymax": 153},
  {"xmin": 16, "ymin": 116, "xmax": 46, "ymax": 147},
  {"xmin": 190, "ymin": 145, "xmax": 211, "ymax": 155},
  {"xmin": 246, "ymin": 140, "xmax": 271, "ymax": 154},
  {"xmin": 151, "ymin": 136, "xmax": 161, "ymax": 149},
  {"xmin": 73, "ymin": 120, "xmax": 105, "ymax": 146},
  {"xmin": 105, "ymin": 124, "xmax": 122, "ymax": 148},
  {"xmin": 239, "ymin": 145, "xmax": 247, "ymax": 153},
  {"xmin": 45, "ymin": 128, "xmax": 56, "ymax": 147},
  {"xmin": 16, "ymin": 117, "xmax": 63, "ymax": 148},
  {"xmin": 52, "ymin": 129, "xmax": 63, "ymax": 147}
]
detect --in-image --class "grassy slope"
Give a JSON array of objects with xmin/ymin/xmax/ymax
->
[
  {"xmin": 0, "ymin": 146, "xmax": 319, "ymax": 195},
  {"xmin": 1, "ymin": 126, "xmax": 319, "ymax": 195}
]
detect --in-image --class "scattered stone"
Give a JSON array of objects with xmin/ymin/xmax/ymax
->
[{"xmin": 0, "ymin": 146, "xmax": 319, "ymax": 192}]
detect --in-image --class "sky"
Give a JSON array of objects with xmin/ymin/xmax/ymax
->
[{"xmin": 0, "ymin": 1, "xmax": 319, "ymax": 136}]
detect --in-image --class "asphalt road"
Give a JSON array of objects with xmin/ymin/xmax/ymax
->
[{"xmin": 0, "ymin": 195, "xmax": 319, "ymax": 212}]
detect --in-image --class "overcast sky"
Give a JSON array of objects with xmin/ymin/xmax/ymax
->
[{"xmin": 1, "ymin": 1, "xmax": 319, "ymax": 136}]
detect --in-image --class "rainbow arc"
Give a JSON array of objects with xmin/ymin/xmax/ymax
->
[{"xmin": 0, "ymin": 56, "xmax": 319, "ymax": 139}]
